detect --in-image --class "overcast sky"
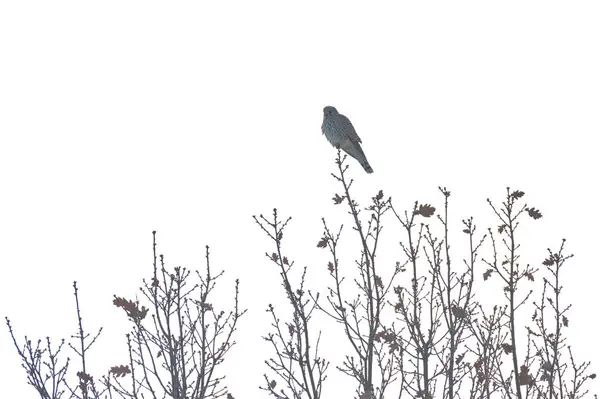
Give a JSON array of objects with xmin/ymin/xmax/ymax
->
[{"xmin": 1, "ymin": 2, "xmax": 599, "ymax": 398}]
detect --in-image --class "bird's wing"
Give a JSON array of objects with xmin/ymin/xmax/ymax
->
[{"xmin": 337, "ymin": 114, "xmax": 362, "ymax": 143}]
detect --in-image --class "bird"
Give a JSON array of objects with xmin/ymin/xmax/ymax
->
[{"xmin": 321, "ymin": 106, "xmax": 373, "ymax": 173}]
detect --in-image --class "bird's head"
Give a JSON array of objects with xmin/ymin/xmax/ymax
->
[{"xmin": 323, "ymin": 106, "xmax": 338, "ymax": 116}]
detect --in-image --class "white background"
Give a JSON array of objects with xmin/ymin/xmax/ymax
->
[{"xmin": 1, "ymin": 1, "xmax": 598, "ymax": 398}]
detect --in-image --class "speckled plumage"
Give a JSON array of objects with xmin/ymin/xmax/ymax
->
[{"xmin": 321, "ymin": 106, "xmax": 373, "ymax": 173}]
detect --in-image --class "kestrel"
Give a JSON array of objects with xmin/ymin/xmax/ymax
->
[{"xmin": 321, "ymin": 106, "xmax": 373, "ymax": 173}]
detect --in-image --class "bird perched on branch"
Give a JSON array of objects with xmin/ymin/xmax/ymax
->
[{"xmin": 321, "ymin": 106, "xmax": 373, "ymax": 173}]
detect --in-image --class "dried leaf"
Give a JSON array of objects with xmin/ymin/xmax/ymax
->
[
  {"xmin": 526, "ymin": 207, "xmax": 543, "ymax": 220},
  {"xmin": 375, "ymin": 190, "xmax": 384, "ymax": 201},
  {"xmin": 327, "ymin": 262, "xmax": 334, "ymax": 273},
  {"xmin": 511, "ymin": 190, "xmax": 525, "ymax": 199},
  {"xmin": 113, "ymin": 296, "xmax": 148, "ymax": 322},
  {"xmin": 77, "ymin": 371, "xmax": 92, "ymax": 383},
  {"xmin": 501, "ymin": 343, "xmax": 513, "ymax": 354},
  {"xmin": 562, "ymin": 315, "xmax": 569, "ymax": 327},
  {"xmin": 542, "ymin": 257, "xmax": 554, "ymax": 266},
  {"xmin": 451, "ymin": 305, "xmax": 467, "ymax": 319},
  {"xmin": 374, "ymin": 330, "xmax": 396, "ymax": 344},
  {"xmin": 483, "ymin": 269, "xmax": 493, "ymax": 281},
  {"xmin": 110, "ymin": 365, "xmax": 131, "ymax": 378},
  {"xmin": 518, "ymin": 365, "xmax": 535, "ymax": 386},
  {"xmin": 283, "ymin": 257, "xmax": 289, "ymax": 265},
  {"xmin": 415, "ymin": 204, "xmax": 435, "ymax": 217},
  {"xmin": 374, "ymin": 275, "xmax": 383, "ymax": 289},
  {"xmin": 332, "ymin": 193, "xmax": 345, "ymax": 205},
  {"xmin": 317, "ymin": 237, "xmax": 328, "ymax": 248},
  {"xmin": 498, "ymin": 224, "xmax": 506, "ymax": 234}
]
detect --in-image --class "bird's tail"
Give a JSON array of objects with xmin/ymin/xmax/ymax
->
[
  {"xmin": 361, "ymin": 160, "xmax": 374, "ymax": 174},
  {"xmin": 354, "ymin": 144, "xmax": 373, "ymax": 174}
]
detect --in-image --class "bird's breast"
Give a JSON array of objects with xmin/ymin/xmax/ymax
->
[{"xmin": 322, "ymin": 119, "xmax": 343, "ymax": 146}]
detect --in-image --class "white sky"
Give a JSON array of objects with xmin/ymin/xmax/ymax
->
[{"xmin": 1, "ymin": 1, "xmax": 599, "ymax": 398}]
